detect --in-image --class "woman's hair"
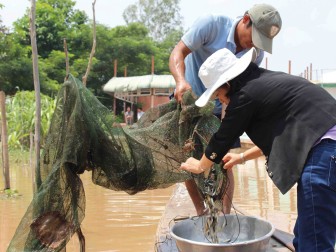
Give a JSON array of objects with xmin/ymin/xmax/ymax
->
[{"xmin": 226, "ymin": 62, "xmax": 259, "ymax": 97}]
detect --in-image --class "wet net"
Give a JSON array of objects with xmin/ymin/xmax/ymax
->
[{"xmin": 7, "ymin": 74, "xmax": 226, "ymax": 251}]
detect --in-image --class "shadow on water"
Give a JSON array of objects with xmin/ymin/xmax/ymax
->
[{"xmin": 0, "ymin": 150, "xmax": 297, "ymax": 252}]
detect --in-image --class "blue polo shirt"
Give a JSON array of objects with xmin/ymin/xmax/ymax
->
[{"xmin": 182, "ymin": 14, "xmax": 264, "ymax": 114}]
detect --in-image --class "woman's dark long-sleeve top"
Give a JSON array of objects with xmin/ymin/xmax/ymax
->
[{"xmin": 205, "ymin": 63, "xmax": 336, "ymax": 194}]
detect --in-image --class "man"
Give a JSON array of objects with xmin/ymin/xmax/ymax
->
[
  {"xmin": 169, "ymin": 3, "xmax": 282, "ymax": 215},
  {"xmin": 181, "ymin": 47, "xmax": 336, "ymax": 252}
]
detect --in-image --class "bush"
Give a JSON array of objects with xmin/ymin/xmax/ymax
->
[{"xmin": 1, "ymin": 91, "xmax": 56, "ymax": 150}]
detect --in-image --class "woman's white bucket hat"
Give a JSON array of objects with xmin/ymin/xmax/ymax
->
[{"xmin": 195, "ymin": 47, "xmax": 257, "ymax": 107}]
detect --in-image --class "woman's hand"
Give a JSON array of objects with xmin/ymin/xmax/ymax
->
[
  {"xmin": 223, "ymin": 146, "xmax": 264, "ymax": 169},
  {"xmin": 180, "ymin": 157, "xmax": 203, "ymax": 174},
  {"xmin": 181, "ymin": 154, "xmax": 214, "ymax": 177},
  {"xmin": 222, "ymin": 153, "xmax": 241, "ymax": 169}
]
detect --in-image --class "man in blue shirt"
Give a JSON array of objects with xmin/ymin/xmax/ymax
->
[{"xmin": 169, "ymin": 3, "xmax": 282, "ymax": 215}]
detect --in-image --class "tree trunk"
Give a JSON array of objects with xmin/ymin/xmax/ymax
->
[
  {"xmin": 29, "ymin": 0, "xmax": 41, "ymax": 193},
  {"xmin": 0, "ymin": 91, "xmax": 10, "ymax": 189},
  {"xmin": 82, "ymin": 0, "xmax": 97, "ymax": 86},
  {"xmin": 29, "ymin": 132, "xmax": 34, "ymax": 171},
  {"xmin": 63, "ymin": 38, "xmax": 70, "ymax": 80}
]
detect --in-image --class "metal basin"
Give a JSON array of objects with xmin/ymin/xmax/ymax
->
[{"xmin": 170, "ymin": 215, "xmax": 275, "ymax": 252}]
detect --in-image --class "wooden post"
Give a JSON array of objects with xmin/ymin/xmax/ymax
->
[
  {"xmin": 288, "ymin": 60, "xmax": 291, "ymax": 75},
  {"xmin": 30, "ymin": 0, "xmax": 41, "ymax": 192},
  {"xmin": 306, "ymin": 66, "xmax": 309, "ymax": 80},
  {"xmin": 124, "ymin": 66, "xmax": 127, "ymax": 77},
  {"xmin": 123, "ymin": 101, "xmax": 126, "ymax": 122},
  {"xmin": 310, "ymin": 63, "xmax": 312, "ymax": 80},
  {"xmin": 0, "ymin": 91, "xmax": 10, "ymax": 189},
  {"xmin": 151, "ymin": 55, "xmax": 155, "ymax": 74},
  {"xmin": 82, "ymin": 0, "xmax": 97, "ymax": 86},
  {"xmin": 151, "ymin": 88, "xmax": 154, "ymax": 108},
  {"xmin": 114, "ymin": 59, "xmax": 117, "ymax": 77},
  {"xmin": 63, "ymin": 38, "xmax": 69, "ymax": 79},
  {"xmin": 113, "ymin": 95, "xmax": 117, "ymax": 115},
  {"xmin": 30, "ymin": 132, "xmax": 34, "ymax": 170}
]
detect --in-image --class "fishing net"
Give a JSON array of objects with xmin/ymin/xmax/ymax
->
[{"xmin": 7, "ymin": 74, "xmax": 226, "ymax": 251}]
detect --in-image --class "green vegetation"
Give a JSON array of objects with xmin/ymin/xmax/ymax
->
[
  {"xmin": 2, "ymin": 91, "xmax": 56, "ymax": 150},
  {"xmin": 0, "ymin": 0, "xmax": 184, "ymax": 150},
  {"xmin": 0, "ymin": 0, "xmax": 183, "ymax": 100},
  {"xmin": 0, "ymin": 188, "xmax": 21, "ymax": 198}
]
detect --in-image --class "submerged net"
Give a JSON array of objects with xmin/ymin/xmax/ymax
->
[{"xmin": 7, "ymin": 74, "xmax": 226, "ymax": 251}]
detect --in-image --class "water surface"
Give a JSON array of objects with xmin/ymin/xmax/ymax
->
[{"xmin": 0, "ymin": 153, "xmax": 297, "ymax": 251}]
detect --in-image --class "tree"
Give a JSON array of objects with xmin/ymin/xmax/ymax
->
[
  {"xmin": 30, "ymin": 0, "xmax": 41, "ymax": 193},
  {"xmin": 13, "ymin": 0, "xmax": 89, "ymax": 58},
  {"xmin": 154, "ymin": 29, "xmax": 184, "ymax": 74},
  {"xmin": 2, "ymin": 0, "xmax": 91, "ymax": 95},
  {"xmin": 0, "ymin": 0, "xmax": 182, "ymax": 98},
  {"xmin": 0, "ymin": 3, "xmax": 6, "ymax": 33},
  {"xmin": 91, "ymin": 23, "xmax": 155, "ymax": 84},
  {"xmin": 123, "ymin": 0, "xmax": 184, "ymax": 41},
  {"xmin": 0, "ymin": 34, "xmax": 33, "ymax": 94}
]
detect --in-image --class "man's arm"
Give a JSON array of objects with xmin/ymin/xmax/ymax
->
[{"xmin": 169, "ymin": 40, "xmax": 192, "ymax": 102}]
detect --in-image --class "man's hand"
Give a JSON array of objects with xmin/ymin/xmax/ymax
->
[{"xmin": 174, "ymin": 80, "xmax": 192, "ymax": 102}]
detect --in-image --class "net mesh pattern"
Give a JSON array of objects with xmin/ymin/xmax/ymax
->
[{"xmin": 7, "ymin": 74, "xmax": 226, "ymax": 251}]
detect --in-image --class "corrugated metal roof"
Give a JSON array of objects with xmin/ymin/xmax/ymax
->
[{"xmin": 103, "ymin": 74, "xmax": 176, "ymax": 93}]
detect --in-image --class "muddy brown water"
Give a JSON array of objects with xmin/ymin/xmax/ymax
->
[{"xmin": 0, "ymin": 154, "xmax": 297, "ymax": 252}]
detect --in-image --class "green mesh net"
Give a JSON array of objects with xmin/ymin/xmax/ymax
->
[{"xmin": 7, "ymin": 74, "xmax": 226, "ymax": 251}]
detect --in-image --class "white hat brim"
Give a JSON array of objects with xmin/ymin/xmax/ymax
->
[{"xmin": 195, "ymin": 48, "xmax": 257, "ymax": 107}]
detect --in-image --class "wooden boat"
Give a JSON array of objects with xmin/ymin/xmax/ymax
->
[{"xmin": 154, "ymin": 183, "xmax": 295, "ymax": 252}]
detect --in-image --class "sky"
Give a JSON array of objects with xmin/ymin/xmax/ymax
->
[{"xmin": 1, "ymin": 0, "xmax": 336, "ymax": 81}]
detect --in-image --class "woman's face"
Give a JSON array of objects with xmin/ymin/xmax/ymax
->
[{"xmin": 212, "ymin": 84, "xmax": 231, "ymax": 105}]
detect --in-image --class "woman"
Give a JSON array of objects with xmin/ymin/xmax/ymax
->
[{"xmin": 181, "ymin": 47, "xmax": 336, "ymax": 252}]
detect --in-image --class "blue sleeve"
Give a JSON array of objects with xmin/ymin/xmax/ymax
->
[
  {"xmin": 182, "ymin": 14, "xmax": 214, "ymax": 51},
  {"xmin": 254, "ymin": 49, "xmax": 264, "ymax": 66}
]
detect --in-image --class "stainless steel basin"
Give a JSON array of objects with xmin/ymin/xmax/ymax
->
[{"xmin": 170, "ymin": 215, "xmax": 275, "ymax": 252}]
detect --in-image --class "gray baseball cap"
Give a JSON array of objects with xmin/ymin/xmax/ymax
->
[{"xmin": 248, "ymin": 3, "xmax": 282, "ymax": 54}]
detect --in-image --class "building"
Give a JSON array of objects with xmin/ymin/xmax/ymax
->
[{"xmin": 102, "ymin": 74, "xmax": 176, "ymax": 121}]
